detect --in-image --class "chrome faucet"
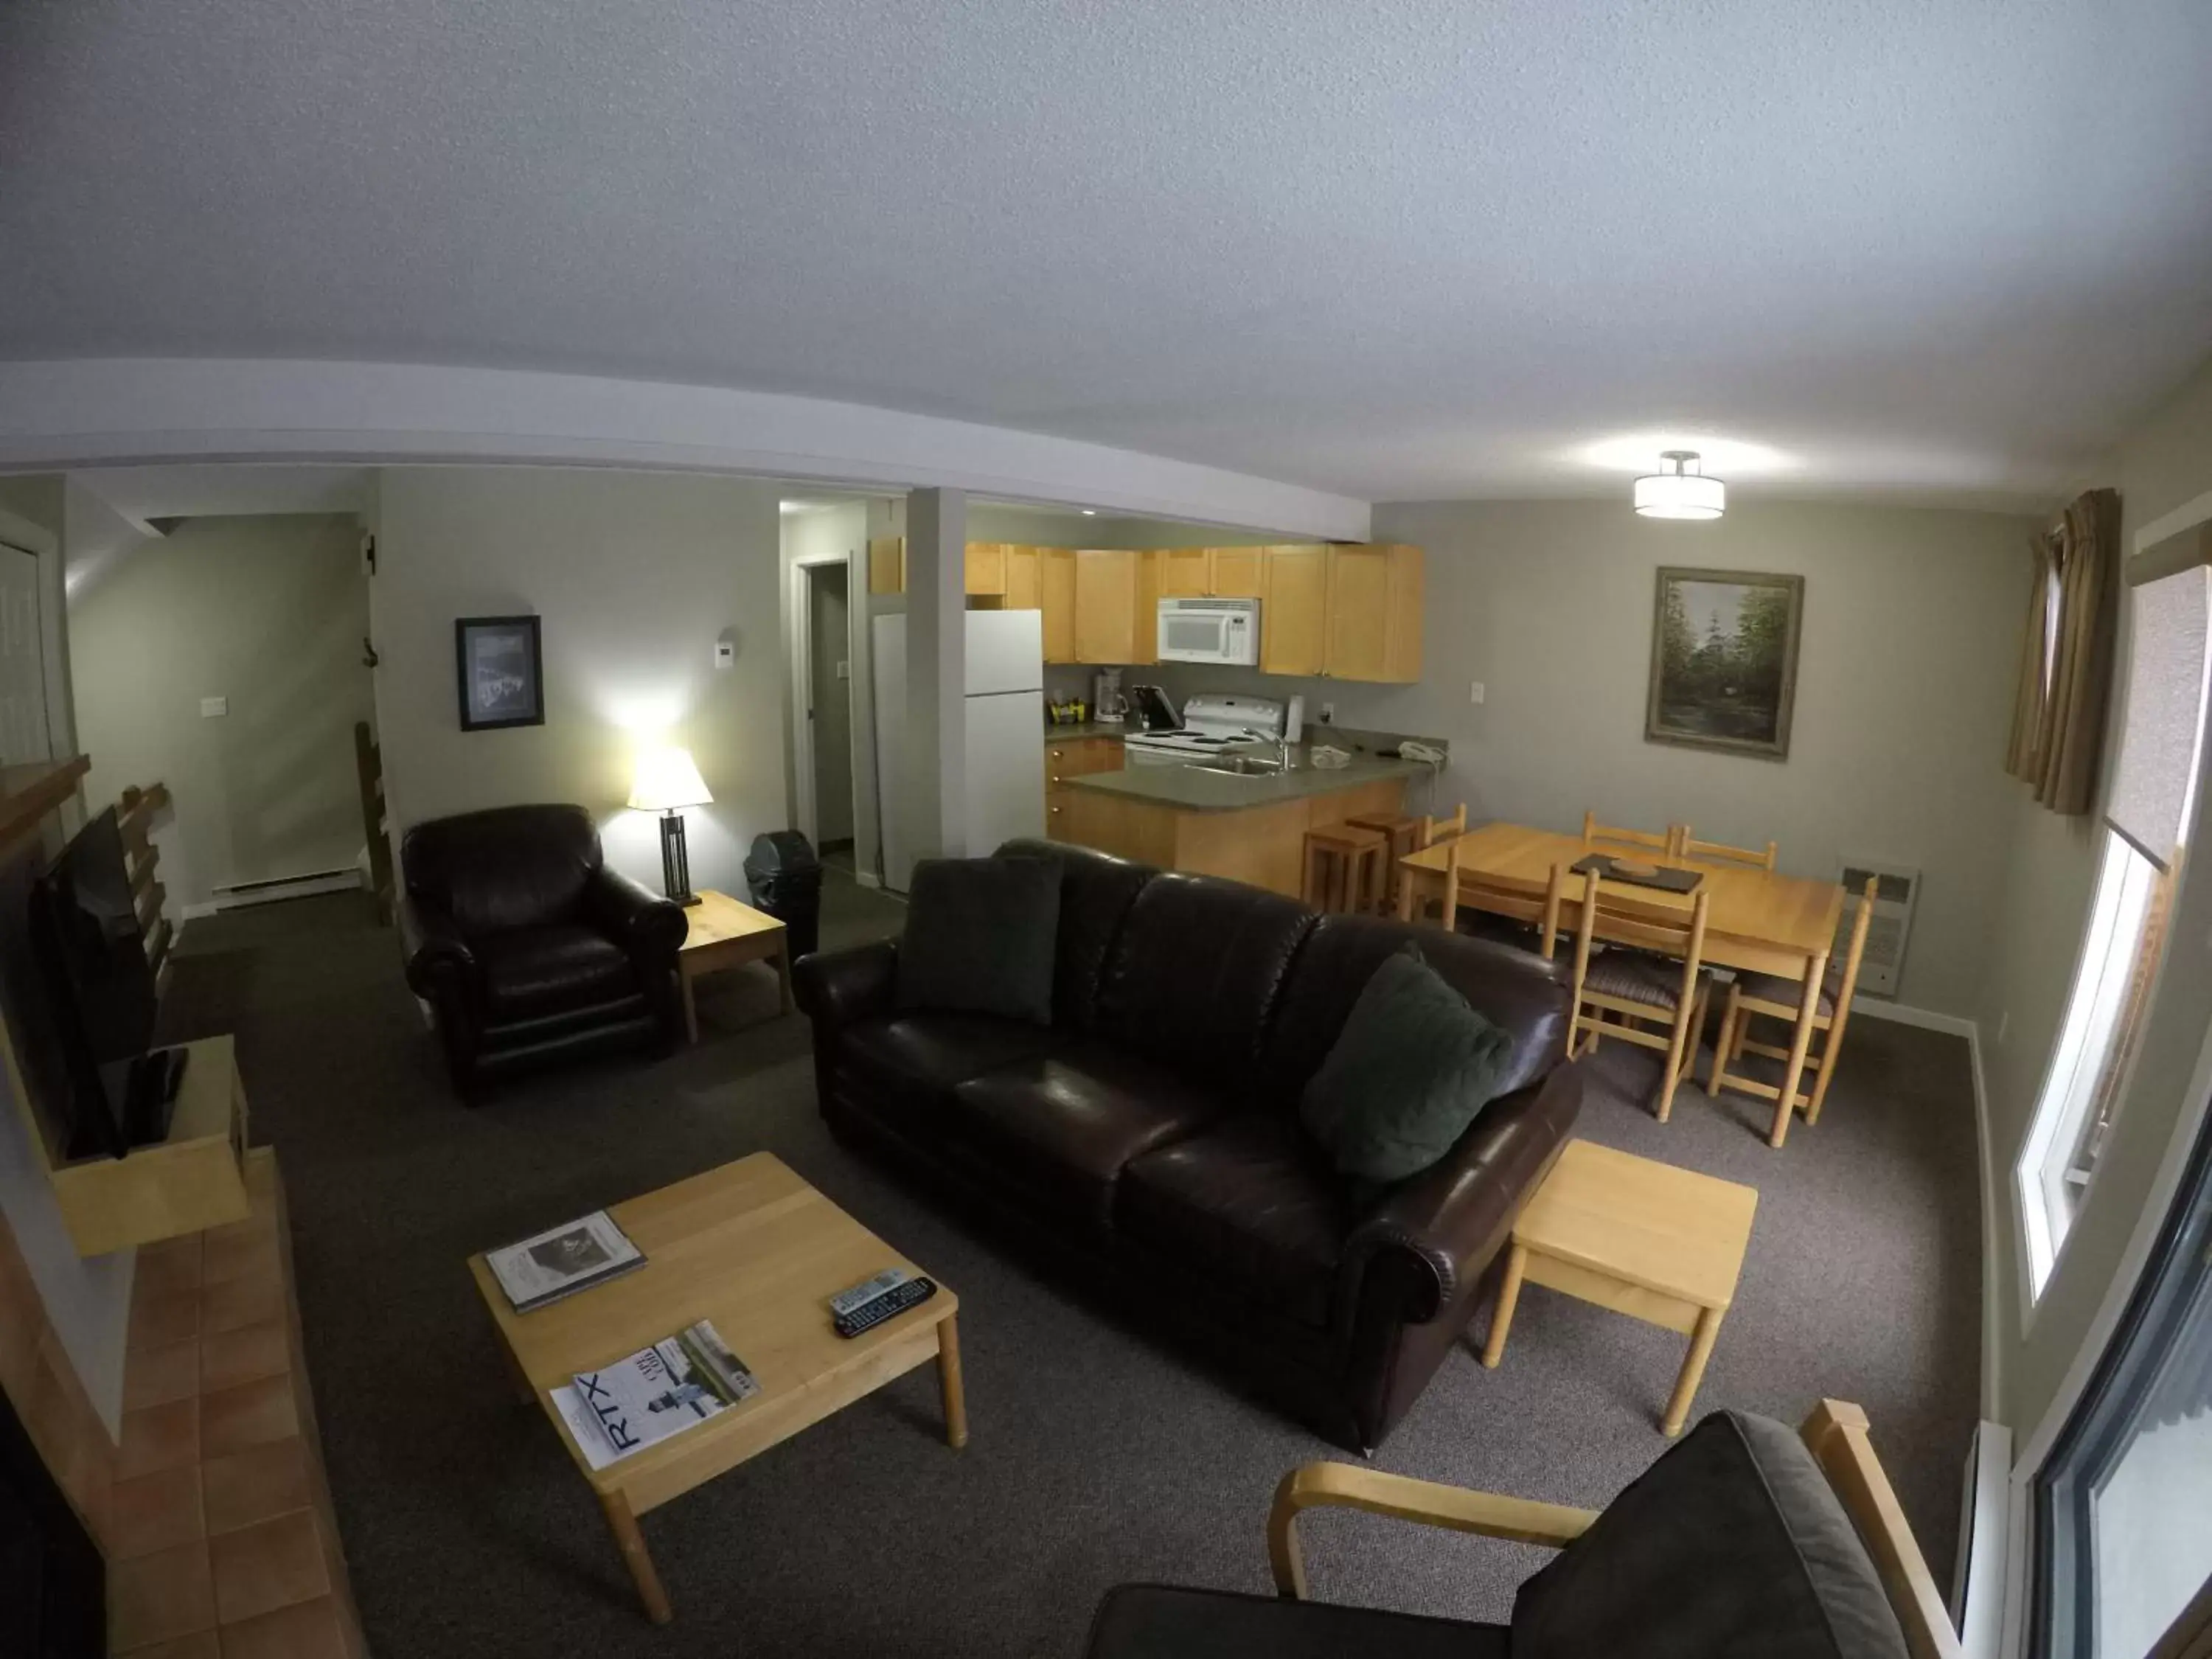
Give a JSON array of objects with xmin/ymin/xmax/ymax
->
[{"xmin": 1242, "ymin": 726, "xmax": 1294, "ymax": 770}]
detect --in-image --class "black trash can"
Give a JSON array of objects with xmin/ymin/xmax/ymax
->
[{"xmin": 744, "ymin": 831, "xmax": 823, "ymax": 961}]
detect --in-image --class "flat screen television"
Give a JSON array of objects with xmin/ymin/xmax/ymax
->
[{"xmin": 27, "ymin": 807, "xmax": 181, "ymax": 1160}]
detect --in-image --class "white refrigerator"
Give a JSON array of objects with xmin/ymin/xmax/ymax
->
[{"xmin": 872, "ymin": 609, "xmax": 1046, "ymax": 891}]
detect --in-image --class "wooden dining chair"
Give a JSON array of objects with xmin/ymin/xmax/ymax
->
[
  {"xmin": 1422, "ymin": 802, "xmax": 1468, "ymax": 848},
  {"xmin": 1565, "ymin": 868, "xmax": 1713, "ymax": 1123},
  {"xmin": 1708, "ymin": 875, "xmax": 1878, "ymax": 1145},
  {"xmin": 1582, "ymin": 810, "xmax": 1686, "ymax": 859},
  {"xmin": 1681, "ymin": 833, "xmax": 1779, "ymax": 872},
  {"xmin": 1433, "ymin": 837, "xmax": 1551, "ymax": 950}
]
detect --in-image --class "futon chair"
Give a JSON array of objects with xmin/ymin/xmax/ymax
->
[
  {"xmin": 1085, "ymin": 1400, "xmax": 1960, "ymax": 1659},
  {"xmin": 399, "ymin": 804, "xmax": 687, "ymax": 1093}
]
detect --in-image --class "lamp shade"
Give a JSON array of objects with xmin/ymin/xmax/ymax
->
[
  {"xmin": 627, "ymin": 745, "xmax": 712, "ymax": 811},
  {"xmin": 1634, "ymin": 451, "xmax": 1726, "ymax": 520}
]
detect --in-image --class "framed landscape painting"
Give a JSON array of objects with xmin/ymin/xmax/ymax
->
[
  {"xmin": 456, "ymin": 615, "xmax": 545, "ymax": 732},
  {"xmin": 1646, "ymin": 568, "xmax": 1804, "ymax": 760}
]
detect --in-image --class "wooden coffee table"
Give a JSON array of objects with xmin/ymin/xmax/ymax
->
[
  {"xmin": 676, "ymin": 888, "xmax": 793, "ymax": 1042},
  {"xmin": 467, "ymin": 1153, "xmax": 965, "ymax": 1622},
  {"xmin": 1481, "ymin": 1138, "xmax": 1756, "ymax": 1437}
]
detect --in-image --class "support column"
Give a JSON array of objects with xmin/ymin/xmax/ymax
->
[{"xmin": 902, "ymin": 487, "xmax": 967, "ymax": 874}]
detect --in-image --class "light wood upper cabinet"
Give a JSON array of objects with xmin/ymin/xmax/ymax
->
[
  {"xmin": 1158, "ymin": 546, "xmax": 1211, "ymax": 597},
  {"xmin": 867, "ymin": 536, "xmax": 905, "ymax": 595},
  {"xmin": 1208, "ymin": 546, "xmax": 1265, "ymax": 599},
  {"xmin": 1074, "ymin": 549, "xmax": 1150, "ymax": 665},
  {"xmin": 1325, "ymin": 543, "xmax": 1424, "ymax": 683},
  {"xmin": 1003, "ymin": 545, "xmax": 1040, "ymax": 610},
  {"xmin": 1261, "ymin": 545, "xmax": 1329, "ymax": 676},
  {"xmin": 964, "ymin": 541, "xmax": 1007, "ymax": 596},
  {"xmin": 1040, "ymin": 547, "xmax": 1077, "ymax": 663}
]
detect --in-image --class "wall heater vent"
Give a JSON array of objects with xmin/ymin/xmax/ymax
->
[{"xmin": 1835, "ymin": 857, "xmax": 1920, "ymax": 996}]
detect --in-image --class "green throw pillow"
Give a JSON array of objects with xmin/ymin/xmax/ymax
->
[
  {"xmin": 1299, "ymin": 948, "xmax": 1516, "ymax": 1183},
  {"xmin": 896, "ymin": 855, "xmax": 1061, "ymax": 1026}
]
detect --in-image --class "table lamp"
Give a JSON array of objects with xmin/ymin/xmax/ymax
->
[{"xmin": 628, "ymin": 745, "xmax": 712, "ymax": 906}]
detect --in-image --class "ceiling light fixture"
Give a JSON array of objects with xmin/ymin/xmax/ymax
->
[
  {"xmin": 1080, "ymin": 508, "xmax": 1098, "ymax": 516},
  {"xmin": 1634, "ymin": 451, "xmax": 1725, "ymax": 520}
]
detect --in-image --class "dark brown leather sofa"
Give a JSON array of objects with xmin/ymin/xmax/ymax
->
[
  {"xmin": 400, "ymin": 804, "xmax": 688, "ymax": 1093},
  {"xmin": 794, "ymin": 839, "xmax": 1585, "ymax": 1451}
]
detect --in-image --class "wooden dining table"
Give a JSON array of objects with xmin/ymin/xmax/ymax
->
[{"xmin": 1397, "ymin": 822, "xmax": 1846, "ymax": 1145}]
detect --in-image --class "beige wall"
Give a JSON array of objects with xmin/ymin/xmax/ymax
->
[
  {"xmin": 1146, "ymin": 498, "xmax": 2037, "ymax": 1015},
  {"xmin": 1980, "ymin": 354, "xmax": 2212, "ymax": 1439},
  {"xmin": 69, "ymin": 515, "xmax": 371, "ymax": 911},
  {"xmin": 371, "ymin": 467, "xmax": 786, "ymax": 900}
]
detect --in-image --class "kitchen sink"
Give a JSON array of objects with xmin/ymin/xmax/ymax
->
[{"xmin": 1189, "ymin": 755, "xmax": 1285, "ymax": 776}]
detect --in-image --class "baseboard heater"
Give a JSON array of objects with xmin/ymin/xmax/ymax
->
[{"xmin": 206, "ymin": 869, "xmax": 364, "ymax": 910}]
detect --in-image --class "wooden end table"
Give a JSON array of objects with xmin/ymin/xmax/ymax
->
[
  {"xmin": 676, "ymin": 888, "xmax": 793, "ymax": 1042},
  {"xmin": 467, "ymin": 1153, "xmax": 965, "ymax": 1623},
  {"xmin": 1481, "ymin": 1138, "xmax": 1757, "ymax": 1437}
]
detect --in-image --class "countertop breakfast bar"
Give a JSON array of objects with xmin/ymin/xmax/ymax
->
[{"xmin": 1059, "ymin": 748, "xmax": 1429, "ymax": 899}]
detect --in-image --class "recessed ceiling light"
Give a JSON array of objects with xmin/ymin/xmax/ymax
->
[
  {"xmin": 1634, "ymin": 451, "xmax": 1725, "ymax": 520},
  {"xmin": 1080, "ymin": 508, "xmax": 1098, "ymax": 516}
]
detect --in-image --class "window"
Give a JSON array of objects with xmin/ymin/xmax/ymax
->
[
  {"xmin": 2017, "ymin": 556, "xmax": 2211, "ymax": 1298},
  {"xmin": 2032, "ymin": 1106, "xmax": 2212, "ymax": 1658}
]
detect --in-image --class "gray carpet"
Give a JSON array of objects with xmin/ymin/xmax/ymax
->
[{"xmin": 158, "ymin": 879, "xmax": 1981, "ymax": 1658}]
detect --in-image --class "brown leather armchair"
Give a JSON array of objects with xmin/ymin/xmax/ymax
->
[{"xmin": 400, "ymin": 804, "xmax": 687, "ymax": 1094}]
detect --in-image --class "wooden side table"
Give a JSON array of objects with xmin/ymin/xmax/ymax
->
[
  {"xmin": 1481, "ymin": 1138, "xmax": 1757, "ymax": 1436},
  {"xmin": 676, "ymin": 889, "xmax": 793, "ymax": 1043}
]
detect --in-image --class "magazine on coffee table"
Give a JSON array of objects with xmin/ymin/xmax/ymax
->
[
  {"xmin": 551, "ymin": 1321, "xmax": 760, "ymax": 1471},
  {"xmin": 485, "ymin": 1210, "xmax": 646, "ymax": 1312}
]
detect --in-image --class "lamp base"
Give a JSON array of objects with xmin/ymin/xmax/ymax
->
[{"xmin": 658, "ymin": 810, "xmax": 698, "ymax": 907}]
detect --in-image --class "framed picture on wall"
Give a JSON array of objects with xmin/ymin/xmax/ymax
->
[
  {"xmin": 1646, "ymin": 568, "xmax": 1804, "ymax": 760},
  {"xmin": 455, "ymin": 615, "xmax": 544, "ymax": 732}
]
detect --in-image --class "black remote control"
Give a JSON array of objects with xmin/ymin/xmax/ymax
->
[{"xmin": 833, "ymin": 1276, "xmax": 937, "ymax": 1338}]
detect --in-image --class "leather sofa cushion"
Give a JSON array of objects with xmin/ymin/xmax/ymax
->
[
  {"xmin": 1512, "ymin": 1411, "xmax": 1909, "ymax": 1659},
  {"xmin": 838, "ymin": 1014, "xmax": 1058, "ymax": 1122},
  {"xmin": 1093, "ymin": 874, "xmax": 1315, "ymax": 1096},
  {"xmin": 947, "ymin": 1039, "xmax": 1231, "ymax": 1230},
  {"xmin": 897, "ymin": 856, "xmax": 1061, "ymax": 1025},
  {"xmin": 1086, "ymin": 1584, "xmax": 1505, "ymax": 1659},
  {"xmin": 478, "ymin": 925, "xmax": 637, "ymax": 1022},
  {"xmin": 1258, "ymin": 915, "xmax": 1570, "ymax": 1110},
  {"xmin": 403, "ymin": 804, "xmax": 602, "ymax": 937},
  {"xmin": 994, "ymin": 839, "xmax": 1155, "ymax": 1029},
  {"xmin": 1121, "ymin": 1115, "xmax": 1351, "ymax": 1328}
]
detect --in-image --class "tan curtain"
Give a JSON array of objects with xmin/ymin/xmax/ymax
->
[{"xmin": 2006, "ymin": 487, "xmax": 2119, "ymax": 815}]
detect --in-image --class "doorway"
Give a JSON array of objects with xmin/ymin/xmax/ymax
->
[
  {"xmin": 804, "ymin": 561, "xmax": 855, "ymax": 870},
  {"xmin": 0, "ymin": 542, "xmax": 51, "ymax": 765}
]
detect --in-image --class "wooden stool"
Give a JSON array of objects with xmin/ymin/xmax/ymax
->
[
  {"xmin": 1346, "ymin": 813, "xmax": 1421, "ymax": 915},
  {"xmin": 1303, "ymin": 825, "xmax": 1385, "ymax": 915}
]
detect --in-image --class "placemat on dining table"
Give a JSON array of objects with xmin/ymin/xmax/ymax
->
[{"xmin": 1569, "ymin": 853, "xmax": 1705, "ymax": 893}]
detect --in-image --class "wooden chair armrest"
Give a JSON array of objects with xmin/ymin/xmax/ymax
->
[
  {"xmin": 1267, "ymin": 1461, "xmax": 1599, "ymax": 1599},
  {"xmin": 1800, "ymin": 1401, "xmax": 1965, "ymax": 1659}
]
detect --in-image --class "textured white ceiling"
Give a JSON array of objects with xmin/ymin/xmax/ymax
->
[{"xmin": 4, "ymin": 0, "xmax": 2210, "ymax": 506}]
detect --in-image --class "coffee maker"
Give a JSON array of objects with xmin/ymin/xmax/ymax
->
[{"xmin": 1093, "ymin": 668, "xmax": 1127, "ymax": 723}]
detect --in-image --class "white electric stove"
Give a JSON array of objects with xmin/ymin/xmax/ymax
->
[{"xmin": 1124, "ymin": 693, "xmax": 1287, "ymax": 762}]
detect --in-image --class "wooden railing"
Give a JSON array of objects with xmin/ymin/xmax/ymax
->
[
  {"xmin": 116, "ymin": 782, "xmax": 173, "ymax": 978},
  {"xmin": 355, "ymin": 720, "xmax": 394, "ymax": 924}
]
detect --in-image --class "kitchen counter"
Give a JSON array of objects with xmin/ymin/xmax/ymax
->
[
  {"xmin": 1041, "ymin": 721, "xmax": 1134, "ymax": 743},
  {"xmin": 1056, "ymin": 743, "xmax": 1429, "ymax": 900},
  {"xmin": 1066, "ymin": 748, "xmax": 1431, "ymax": 812}
]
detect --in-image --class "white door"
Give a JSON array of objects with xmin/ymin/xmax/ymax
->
[
  {"xmin": 0, "ymin": 544, "xmax": 49, "ymax": 765},
  {"xmin": 965, "ymin": 689, "xmax": 1046, "ymax": 853}
]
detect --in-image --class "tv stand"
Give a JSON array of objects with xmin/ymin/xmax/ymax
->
[
  {"xmin": 124, "ymin": 1045, "xmax": 189, "ymax": 1150},
  {"xmin": 38, "ymin": 1034, "xmax": 250, "ymax": 1256}
]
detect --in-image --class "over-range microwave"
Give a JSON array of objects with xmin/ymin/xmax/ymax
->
[{"xmin": 1157, "ymin": 597, "xmax": 1261, "ymax": 666}]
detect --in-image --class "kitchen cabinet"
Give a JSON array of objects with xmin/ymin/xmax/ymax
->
[
  {"xmin": 1325, "ymin": 543, "xmax": 1424, "ymax": 683},
  {"xmin": 1040, "ymin": 548, "xmax": 1076, "ymax": 662},
  {"xmin": 1158, "ymin": 546, "xmax": 1211, "ymax": 597},
  {"xmin": 1045, "ymin": 734, "xmax": 1123, "ymax": 841},
  {"xmin": 1208, "ymin": 546, "xmax": 1265, "ymax": 598},
  {"xmin": 1072, "ymin": 549, "xmax": 1159, "ymax": 666},
  {"xmin": 965, "ymin": 541, "xmax": 1007, "ymax": 595},
  {"xmin": 1003, "ymin": 545, "xmax": 1040, "ymax": 610},
  {"xmin": 868, "ymin": 536, "xmax": 905, "ymax": 595},
  {"xmin": 1260, "ymin": 545, "xmax": 1329, "ymax": 675}
]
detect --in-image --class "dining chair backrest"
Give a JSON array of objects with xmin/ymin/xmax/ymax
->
[
  {"xmin": 1582, "ymin": 810, "xmax": 1683, "ymax": 858},
  {"xmin": 1567, "ymin": 872, "xmax": 1711, "ymax": 973},
  {"xmin": 1683, "ymin": 834, "xmax": 1778, "ymax": 872},
  {"xmin": 1422, "ymin": 803, "xmax": 1469, "ymax": 849},
  {"xmin": 1830, "ymin": 873, "xmax": 1879, "ymax": 1015}
]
